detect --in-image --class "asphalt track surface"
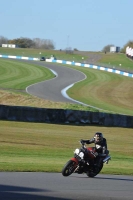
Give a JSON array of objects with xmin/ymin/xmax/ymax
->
[
  {"xmin": 2, "ymin": 60, "xmax": 133, "ymax": 199},
  {"xmin": 0, "ymin": 172, "xmax": 133, "ymax": 200},
  {"xmin": 25, "ymin": 60, "xmax": 86, "ymax": 104}
]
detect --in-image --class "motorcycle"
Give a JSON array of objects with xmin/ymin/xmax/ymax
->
[{"xmin": 62, "ymin": 141, "xmax": 111, "ymax": 178}]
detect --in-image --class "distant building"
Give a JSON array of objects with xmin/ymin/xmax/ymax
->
[
  {"xmin": 2, "ymin": 44, "xmax": 18, "ymax": 48},
  {"xmin": 110, "ymin": 46, "xmax": 120, "ymax": 53}
]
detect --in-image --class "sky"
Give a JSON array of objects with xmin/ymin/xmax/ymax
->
[{"xmin": 0, "ymin": 0, "xmax": 133, "ymax": 51}]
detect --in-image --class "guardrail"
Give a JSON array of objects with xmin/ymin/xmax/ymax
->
[
  {"xmin": 0, "ymin": 104, "xmax": 133, "ymax": 127},
  {"xmin": 0, "ymin": 54, "xmax": 38, "ymax": 61}
]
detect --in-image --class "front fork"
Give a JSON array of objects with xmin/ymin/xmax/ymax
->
[
  {"xmin": 71, "ymin": 157, "xmax": 90, "ymax": 173},
  {"xmin": 70, "ymin": 157, "xmax": 80, "ymax": 172}
]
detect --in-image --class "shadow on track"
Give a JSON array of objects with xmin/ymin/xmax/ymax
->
[
  {"xmin": 70, "ymin": 175, "xmax": 133, "ymax": 182},
  {"xmin": 95, "ymin": 176, "xmax": 133, "ymax": 182},
  {"xmin": 0, "ymin": 184, "xmax": 72, "ymax": 200}
]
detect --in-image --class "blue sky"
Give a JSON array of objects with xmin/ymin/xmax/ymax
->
[{"xmin": 0, "ymin": 0, "xmax": 133, "ymax": 51}]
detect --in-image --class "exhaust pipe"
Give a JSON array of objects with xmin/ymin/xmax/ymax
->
[{"xmin": 103, "ymin": 155, "xmax": 111, "ymax": 163}]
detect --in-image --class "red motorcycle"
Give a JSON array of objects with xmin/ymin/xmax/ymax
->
[{"xmin": 62, "ymin": 141, "xmax": 111, "ymax": 177}]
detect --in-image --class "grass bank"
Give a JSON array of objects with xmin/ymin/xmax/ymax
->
[
  {"xmin": 0, "ymin": 58, "xmax": 133, "ymax": 115},
  {"xmin": 0, "ymin": 121, "xmax": 133, "ymax": 175},
  {"xmin": 67, "ymin": 65, "xmax": 133, "ymax": 115},
  {"xmin": 0, "ymin": 47, "xmax": 88, "ymax": 62},
  {"xmin": 1, "ymin": 47, "xmax": 133, "ymax": 72}
]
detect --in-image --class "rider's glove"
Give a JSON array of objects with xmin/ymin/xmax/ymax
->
[{"xmin": 80, "ymin": 139, "xmax": 86, "ymax": 144}]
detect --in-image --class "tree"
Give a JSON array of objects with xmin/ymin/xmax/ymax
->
[
  {"xmin": 120, "ymin": 40, "xmax": 133, "ymax": 53},
  {"xmin": 33, "ymin": 38, "xmax": 55, "ymax": 49},
  {"xmin": 102, "ymin": 44, "xmax": 115, "ymax": 53},
  {"xmin": 32, "ymin": 38, "xmax": 43, "ymax": 48},
  {"xmin": 8, "ymin": 37, "xmax": 35, "ymax": 48},
  {"xmin": 74, "ymin": 48, "xmax": 78, "ymax": 51},
  {"xmin": 0, "ymin": 36, "xmax": 8, "ymax": 46},
  {"xmin": 0, "ymin": 36, "xmax": 55, "ymax": 49}
]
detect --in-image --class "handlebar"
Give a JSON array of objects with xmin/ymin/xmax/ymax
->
[{"xmin": 80, "ymin": 140, "xmax": 86, "ymax": 146}]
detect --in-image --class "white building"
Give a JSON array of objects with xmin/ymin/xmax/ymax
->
[
  {"xmin": 2, "ymin": 44, "xmax": 17, "ymax": 48},
  {"xmin": 110, "ymin": 46, "xmax": 120, "ymax": 53}
]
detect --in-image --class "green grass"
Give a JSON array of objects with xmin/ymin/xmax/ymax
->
[
  {"xmin": 98, "ymin": 53, "xmax": 133, "ymax": 71},
  {"xmin": 0, "ymin": 58, "xmax": 98, "ymax": 112},
  {"xmin": 0, "ymin": 47, "xmax": 87, "ymax": 62},
  {"xmin": 1, "ymin": 47, "xmax": 133, "ymax": 71},
  {"xmin": 0, "ymin": 54, "xmax": 133, "ymax": 115},
  {"xmin": 0, "ymin": 49, "xmax": 133, "ymax": 174},
  {"xmin": 66, "ymin": 65, "xmax": 133, "ymax": 115},
  {"xmin": 0, "ymin": 121, "xmax": 133, "ymax": 175},
  {"xmin": 0, "ymin": 58, "xmax": 55, "ymax": 89}
]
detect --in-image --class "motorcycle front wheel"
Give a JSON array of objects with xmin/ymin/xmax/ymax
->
[{"xmin": 62, "ymin": 160, "xmax": 77, "ymax": 177}]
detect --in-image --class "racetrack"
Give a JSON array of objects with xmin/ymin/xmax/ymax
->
[
  {"xmin": 1, "ymin": 59, "xmax": 133, "ymax": 199},
  {"xmin": 26, "ymin": 61, "xmax": 86, "ymax": 104},
  {"xmin": 0, "ymin": 172, "xmax": 133, "ymax": 200}
]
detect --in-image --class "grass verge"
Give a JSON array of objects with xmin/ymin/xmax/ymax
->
[{"xmin": 0, "ymin": 121, "xmax": 133, "ymax": 175}]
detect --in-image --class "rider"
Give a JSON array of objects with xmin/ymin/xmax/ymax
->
[{"xmin": 80, "ymin": 132, "xmax": 109, "ymax": 165}]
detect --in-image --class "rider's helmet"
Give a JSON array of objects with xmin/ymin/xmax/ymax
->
[{"xmin": 94, "ymin": 132, "xmax": 103, "ymax": 143}]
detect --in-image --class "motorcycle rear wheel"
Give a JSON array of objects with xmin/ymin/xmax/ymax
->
[
  {"xmin": 86, "ymin": 163, "xmax": 103, "ymax": 178},
  {"xmin": 62, "ymin": 160, "xmax": 77, "ymax": 177}
]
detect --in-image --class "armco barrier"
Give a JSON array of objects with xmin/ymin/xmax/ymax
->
[
  {"xmin": 0, "ymin": 54, "xmax": 38, "ymax": 61},
  {"xmin": 0, "ymin": 104, "xmax": 133, "ymax": 128}
]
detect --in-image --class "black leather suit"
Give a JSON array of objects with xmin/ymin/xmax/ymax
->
[{"xmin": 84, "ymin": 137, "xmax": 108, "ymax": 154}]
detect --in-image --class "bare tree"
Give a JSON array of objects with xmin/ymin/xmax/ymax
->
[
  {"xmin": 33, "ymin": 38, "xmax": 55, "ymax": 49},
  {"xmin": 102, "ymin": 44, "xmax": 115, "ymax": 53},
  {"xmin": 0, "ymin": 36, "xmax": 8, "ymax": 46},
  {"xmin": 33, "ymin": 38, "xmax": 43, "ymax": 48}
]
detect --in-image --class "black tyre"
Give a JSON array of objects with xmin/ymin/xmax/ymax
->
[
  {"xmin": 62, "ymin": 160, "xmax": 77, "ymax": 177},
  {"xmin": 86, "ymin": 163, "xmax": 103, "ymax": 178}
]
